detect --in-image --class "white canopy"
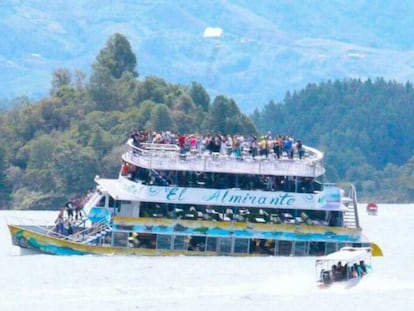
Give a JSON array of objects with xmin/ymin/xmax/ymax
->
[{"xmin": 315, "ymin": 247, "xmax": 372, "ymax": 265}]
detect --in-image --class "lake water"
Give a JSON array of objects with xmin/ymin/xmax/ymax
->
[{"xmin": 1, "ymin": 204, "xmax": 413, "ymax": 311}]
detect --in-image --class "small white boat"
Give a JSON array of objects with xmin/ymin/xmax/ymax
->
[{"xmin": 315, "ymin": 246, "xmax": 372, "ymax": 288}]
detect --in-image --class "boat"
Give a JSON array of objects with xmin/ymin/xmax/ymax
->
[
  {"xmin": 366, "ymin": 202, "xmax": 378, "ymax": 215},
  {"xmin": 8, "ymin": 132, "xmax": 383, "ymax": 257},
  {"xmin": 315, "ymin": 246, "xmax": 372, "ymax": 288}
]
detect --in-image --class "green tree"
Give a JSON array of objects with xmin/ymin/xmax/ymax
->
[
  {"xmin": 52, "ymin": 141, "xmax": 99, "ymax": 195},
  {"xmin": 189, "ymin": 81, "xmax": 210, "ymax": 112},
  {"xmin": 50, "ymin": 68, "xmax": 72, "ymax": 95},
  {"xmin": 95, "ymin": 33, "xmax": 138, "ymax": 79},
  {"xmin": 89, "ymin": 33, "xmax": 138, "ymax": 111},
  {"xmin": 147, "ymin": 104, "xmax": 173, "ymax": 131},
  {"xmin": 205, "ymin": 95, "xmax": 257, "ymax": 135},
  {"xmin": 0, "ymin": 144, "xmax": 11, "ymax": 208},
  {"xmin": 88, "ymin": 65, "xmax": 116, "ymax": 111}
]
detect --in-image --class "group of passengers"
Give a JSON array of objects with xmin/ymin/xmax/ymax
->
[
  {"xmin": 53, "ymin": 194, "xmax": 90, "ymax": 237},
  {"xmin": 322, "ymin": 260, "xmax": 368, "ymax": 284},
  {"xmin": 129, "ymin": 129, "xmax": 305, "ymax": 160}
]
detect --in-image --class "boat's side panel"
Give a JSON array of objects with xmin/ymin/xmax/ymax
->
[
  {"xmin": 7, "ymin": 225, "xmax": 217, "ymax": 256},
  {"xmin": 113, "ymin": 216, "xmax": 362, "ymax": 242}
]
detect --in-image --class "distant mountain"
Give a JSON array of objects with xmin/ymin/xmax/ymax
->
[{"xmin": 2, "ymin": 0, "xmax": 414, "ymax": 112}]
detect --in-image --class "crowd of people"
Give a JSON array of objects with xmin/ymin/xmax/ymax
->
[{"xmin": 129, "ymin": 130, "xmax": 306, "ymax": 160}]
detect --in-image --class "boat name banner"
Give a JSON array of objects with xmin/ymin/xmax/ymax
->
[{"xmin": 120, "ymin": 179, "xmax": 342, "ymax": 210}]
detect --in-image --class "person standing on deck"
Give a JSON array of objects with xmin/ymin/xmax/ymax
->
[
  {"xmin": 65, "ymin": 200, "xmax": 74, "ymax": 220},
  {"xmin": 178, "ymin": 133, "xmax": 186, "ymax": 154},
  {"xmin": 296, "ymin": 140, "xmax": 305, "ymax": 159}
]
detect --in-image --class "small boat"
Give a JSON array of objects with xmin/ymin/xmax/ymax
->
[
  {"xmin": 366, "ymin": 203, "xmax": 378, "ymax": 215},
  {"xmin": 315, "ymin": 246, "xmax": 372, "ymax": 288}
]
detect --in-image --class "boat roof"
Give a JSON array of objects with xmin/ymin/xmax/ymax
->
[
  {"xmin": 95, "ymin": 177, "xmax": 138, "ymax": 201},
  {"xmin": 315, "ymin": 247, "xmax": 372, "ymax": 265}
]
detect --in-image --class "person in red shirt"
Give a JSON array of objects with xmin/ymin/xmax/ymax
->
[{"xmin": 178, "ymin": 134, "xmax": 186, "ymax": 153}]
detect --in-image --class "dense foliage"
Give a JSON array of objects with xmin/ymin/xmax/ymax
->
[
  {"xmin": 0, "ymin": 33, "xmax": 256, "ymax": 210},
  {"xmin": 252, "ymin": 79, "xmax": 414, "ymax": 202},
  {"xmin": 1, "ymin": 32, "xmax": 414, "ymax": 209}
]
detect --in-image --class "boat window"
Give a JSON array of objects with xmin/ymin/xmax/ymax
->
[
  {"xmin": 293, "ymin": 241, "xmax": 308, "ymax": 256},
  {"xmin": 218, "ymin": 238, "xmax": 232, "ymax": 254},
  {"xmin": 136, "ymin": 233, "xmax": 156, "ymax": 249},
  {"xmin": 234, "ymin": 238, "xmax": 250, "ymax": 254},
  {"xmin": 173, "ymin": 235, "xmax": 187, "ymax": 250},
  {"xmin": 276, "ymin": 240, "xmax": 293, "ymax": 256},
  {"xmin": 156, "ymin": 234, "xmax": 172, "ymax": 250},
  {"xmin": 309, "ymin": 242, "xmax": 326, "ymax": 256},
  {"xmin": 325, "ymin": 242, "xmax": 338, "ymax": 255},
  {"xmin": 187, "ymin": 236, "xmax": 206, "ymax": 251},
  {"xmin": 206, "ymin": 237, "xmax": 218, "ymax": 252},
  {"xmin": 97, "ymin": 196, "xmax": 105, "ymax": 207},
  {"xmin": 113, "ymin": 231, "xmax": 129, "ymax": 247},
  {"xmin": 139, "ymin": 168, "xmax": 319, "ymax": 194}
]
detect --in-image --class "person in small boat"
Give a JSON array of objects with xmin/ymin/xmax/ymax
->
[
  {"xmin": 54, "ymin": 209, "xmax": 65, "ymax": 235},
  {"xmin": 330, "ymin": 264, "xmax": 337, "ymax": 281},
  {"xmin": 350, "ymin": 265, "xmax": 358, "ymax": 278},
  {"xmin": 342, "ymin": 263, "xmax": 349, "ymax": 280},
  {"xmin": 334, "ymin": 261, "xmax": 344, "ymax": 281},
  {"xmin": 320, "ymin": 269, "xmax": 332, "ymax": 285},
  {"xmin": 359, "ymin": 260, "xmax": 368, "ymax": 275},
  {"xmin": 352, "ymin": 263, "xmax": 363, "ymax": 277}
]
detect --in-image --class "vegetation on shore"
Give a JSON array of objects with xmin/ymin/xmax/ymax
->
[{"xmin": 1, "ymin": 33, "xmax": 414, "ymax": 209}]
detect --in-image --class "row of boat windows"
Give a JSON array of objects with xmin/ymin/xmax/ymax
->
[
  {"xmin": 135, "ymin": 202, "xmax": 343, "ymax": 226},
  {"xmin": 121, "ymin": 163, "xmax": 322, "ymax": 193},
  {"xmin": 103, "ymin": 232, "xmax": 365, "ymax": 256},
  {"xmin": 99, "ymin": 195, "xmax": 343, "ymax": 227}
]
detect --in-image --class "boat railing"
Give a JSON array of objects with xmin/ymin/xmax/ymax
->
[
  {"xmin": 125, "ymin": 140, "xmax": 325, "ymax": 177},
  {"xmin": 341, "ymin": 184, "xmax": 360, "ymax": 229},
  {"xmin": 36, "ymin": 216, "xmax": 112, "ymax": 244},
  {"xmin": 71, "ymin": 219, "xmax": 112, "ymax": 244},
  {"xmin": 349, "ymin": 184, "xmax": 360, "ymax": 228}
]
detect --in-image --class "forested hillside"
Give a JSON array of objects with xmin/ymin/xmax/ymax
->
[
  {"xmin": 1, "ymin": 33, "xmax": 414, "ymax": 210},
  {"xmin": 0, "ymin": 33, "xmax": 256, "ymax": 210},
  {"xmin": 252, "ymin": 79, "xmax": 414, "ymax": 202}
]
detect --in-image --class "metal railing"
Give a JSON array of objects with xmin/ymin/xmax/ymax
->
[{"xmin": 124, "ymin": 140, "xmax": 325, "ymax": 178}]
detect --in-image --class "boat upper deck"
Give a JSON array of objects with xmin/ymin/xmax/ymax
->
[{"xmin": 123, "ymin": 140, "xmax": 325, "ymax": 178}]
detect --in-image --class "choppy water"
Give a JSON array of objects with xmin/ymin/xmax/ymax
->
[{"xmin": 1, "ymin": 204, "xmax": 413, "ymax": 311}]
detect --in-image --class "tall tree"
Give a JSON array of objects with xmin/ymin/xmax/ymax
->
[
  {"xmin": 189, "ymin": 81, "xmax": 210, "ymax": 112},
  {"xmin": 147, "ymin": 104, "xmax": 173, "ymax": 131},
  {"xmin": 89, "ymin": 33, "xmax": 138, "ymax": 111},
  {"xmin": 50, "ymin": 68, "xmax": 72, "ymax": 95},
  {"xmin": 95, "ymin": 33, "xmax": 138, "ymax": 79},
  {"xmin": 0, "ymin": 144, "xmax": 11, "ymax": 208},
  {"xmin": 205, "ymin": 95, "xmax": 257, "ymax": 135}
]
